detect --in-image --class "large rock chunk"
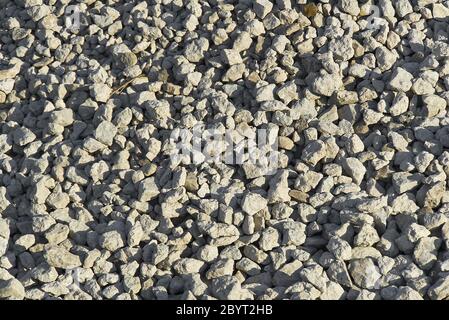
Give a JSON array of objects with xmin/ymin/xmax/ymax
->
[
  {"xmin": 94, "ymin": 121, "xmax": 117, "ymax": 146},
  {"xmin": 389, "ymin": 67, "xmax": 413, "ymax": 92},
  {"xmin": 394, "ymin": 0, "xmax": 413, "ymax": 18},
  {"xmin": 259, "ymin": 227, "xmax": 280, "ymax": 251},
  {"xmin": 0, "ymin": 134, "xmax": 12, "ymax": 154},
  {"xmin": 241, "ymin": 192, "xmax": 268, "ymax": 215},
  {"xmin": 173, "ymin": 258, "xmax": 205, "ymax": 275},
  {"xmin": 416, "ymin": 182, "xmax": 445, "ymax": 208},
  {"xmin": 44, "ymin": 246, "xmax": 82, "ymax": 269},
  {"xmin": 267, "ymin": 170, "xmax": 291, "ymax": 203},
  {"xmin": 327, "ymin": 260, "xmax": 353, "ymax": 287},
  {"xmin": 206, "ymin": 259, "xmax": 234, "ymax": 279},
  {"xmin": 49, "ymin": 109, "xmax": 74, "ymax": 127},
  {"xmin": 310, "ymin": 72, "xmax": 343, "ymax": 97},
  {"xmin": 338, "ymin": 0, "xmax": 360, "ymax": 15},
  {"xmin": 328, "ymin": 36, "xmax": 354, "ymax": 61},
  {"xmin": 138, "ymin": 177, "xmax": 160, "ymax": 202},
  {"xmin": 184, "ymin": 38, "xmax": 209, "ymax": 63},
  {"xmin": 199, "ymin": 222, "xmax": 240, "ymax": 247},
  {"xmin": 327, "ymin": 237, "xmax": 352, "ymax": 261},
  {"xmin": 302, "ymin": 140, "xmax": 327, "ymax": 166},
  {"xmin": 273, "ymin": 260, "xmax": 303, "ymax": 286},
  {"xmin": 392, "ymin": 172, "xmax": 423, "ymax": 194},
  {"xmin": 428, "ymin": 275, "xmax": 449, "ymax": 300},
  {"xmin": 348, "ymin": 258, "xmax": 382, "ymax": 290},
  {"xmin": 112, "ymin": 44, "xmax": 138, "ymax": 68},
  {"xmin": 422, "ymin": 94, "xmax": 446, "ymax": 118},
  {"xmin": 413, "ymin": 237, "xmax": 441, "ymax": 270},
  {"xmin": 98, "ymin": 230, "xmax": 126, "ymax": 252},
  {"xmin": 253, "ymin": 0, "xmax": 273, "ymax": 19},
  {"xmin": 13, "ymin": 127, "xmax": 36, "ymax": 146},
  {"xmin": 341, "ymin": 157, "xmax": 366, "ymax": 185},
  {"xmin": 0, "ymin": 278, "xmax": 25, "ymax": 300},
  {"xmin": 0, "ymin": 58, "xmax": 23, "ymax": 81}
]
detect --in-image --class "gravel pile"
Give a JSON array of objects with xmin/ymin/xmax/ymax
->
[{"xmin": 1, "ymin": 0, "xmax": 449, "ymax": 300}]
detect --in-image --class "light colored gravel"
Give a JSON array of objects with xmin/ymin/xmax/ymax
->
[{"xmin": 1, "ymin": 0, "xmax": 449, "ymax": 301}]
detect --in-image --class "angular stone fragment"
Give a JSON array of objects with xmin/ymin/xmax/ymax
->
[
  {"xmin": 422, "ymin": 94, "xmax": 446, "ymax": 118},
  {"xmin": 138, "ymin": 177, "xmax": 160, "ymax": 202},
  {"xmin": 49, "ymin": 109, "xmax": 74, "ymax": 127},
  {"xmin": 348, "ymin": 258, "xmax": 382, "ymax": 290},
  {"xmin": 341, "ymin": 157, "xmax": 366, "ymax": 185},
  {"xmin": 267, "ymin": 170, "xmax": 291, "ymax": 203},
  {"xmin": 253, "ymin": 0, "xmax": 273, "ymax": 19},
  {"xmin": 30, "ymin": 263, "xmax": 59, "ymax": 283},
  {"xmin": 300, "ymin": 264, "xmax": 328, "ymax": 291},
  {"xmin": 282, "ymin": 221, "xmax": 306, "ymax": 246},
  {"xmin": 259, "ymin": 227, "xmax": 280, "ymax": 251},
  {"xmin": 395, "ymin": 287, "xmax": 423, "ymax": 300},
  {"xmin": 196, "ymin": 245, "xmax": 218, "ymax": 262},
  {"xmin": 354, "ymin": 225, "xmax": 379, "ymax": 247},
  {"xmin": 220, "ymin": 49, "xmax": 242, "ymax": 65},
  {"xmin": 199, "ymin": 222, "xmax": 240, "ymax": 247},
  {"xmin": 413, "ymin": 237, "xmax": 441, "ymax": 270},
  {"xmin": 276, "ymin": 81, "xmax": 298, "ymax": 104},
  {"xmin": 302, "ymin": 140, "xmax": 327, "ymax": 166},
  {"xmin": 310, "ymin": 72, "xmax": 343, "ymax": 97},
  {"xmin": 94, "ymin": 121, "xmax": 117, "ymax": 146},
  {"xmin": 433, "ymin": 3, "xmax": 449, "ymax": 18},
  {"xmin": 44, "ymin": 246, "xmax": 82, "ymax": 269},
  {"xmin": 321, "ymin": 281, "xmax": 346, "ymax": 300},
  {"xmin": 233, "ymin": 31, "xmax": 252, "ymax": 52},
  {"xmin": 416, "ymin": 182, "xmax": 445, "ymax": 208},
  {"xmin": 173, "ymin": 258, "xmax": 204, "ymax": 275},
  {"xmin": 45, "ymin": 224, "xmax": 70, "ymax": 245},
  {"xmin": 112, "ymin": 44, "xmax": 138, "ymax": 67},
  {"xmin": 389, "ymin": 67, "xmax": 413, "ymax": 92},
  {"xmin": 0, "ymin": 134, "xmax": 11, "ymax": 154},
  {"xmin": 0, "ymin": 187, "xmax": 10, "ymax": 213},
  {"xmin": 338, "ymin": 0, "xmax": 360, "ymax": 16},
  {"xmin": 99, "ymin": 230, "xmax": 125, "ymax": 252},
  {"xmin": 206, "ymin": 259, "xmax": 234, "ymax": 279},
  {"xmin": 428, "ymin": 275, "xmax": 449, "ymax": 300},
  {"xmin": 0, "ymin": 237, "xmax": 7, "ymax": 257},
  {"xmin": 329, "ymin": 36, "xmax": 354, "ymax": 61},
  {"xmin": 90, "ymin": 83, "xmax": 112, "ymax": 103},
  {"xmin": 185, "ymin": 38, "xmax": 209, "ymax": 63},
  {"xmin": 255, "ymin": 83, "xmax": 276, "ymax": 102},
  {"xmin": 0, "ymin": 278, "xmax": 25, "ymax": 300},
  {"xmin": 394, "ymin": 0, "xmax": 413, "ymax": 18},
  {"xmin": 327, "ymin": 260, "xmax": 353, "ymax": 287},
  {"xmin": 241, "ymin": 192, "xmax": 267, "ymax": 215},
  {"xmin": 327, "ymin": 237, "xmax": 352, "ymax": 261},
  {"xmin": 222, "ymin": 64, "xmax": 245, "ymax": 82},
  {"xmin": 390, "ymin": 92, "xmax": 409, "ymax": 116},
  {"xmin": 273, "ymin": 260, "xmax": 303, "ymax": 286},
  {"xmin": 392, "ymin": 173, "xmax": 422, "ymax": 194},
  {"xmin": 405, "ymin": 223, "xmax": 430, "ymax": 243},
  {"xmin": 391, "ymin": 193, "xmax": 419, "ymax": 213},
  {"xmin": 13, "ymin": 127, "xmax": 36, "ymax": 146}
]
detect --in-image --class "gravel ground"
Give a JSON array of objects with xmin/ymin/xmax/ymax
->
[{"xmin": 1, "ymin": 0, "xmax": 449, "ymax": 300}]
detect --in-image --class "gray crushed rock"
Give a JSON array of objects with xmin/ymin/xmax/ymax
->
[{"xmin": 0, "ymin": 0, "xmax": 449, "ymax": 301}]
